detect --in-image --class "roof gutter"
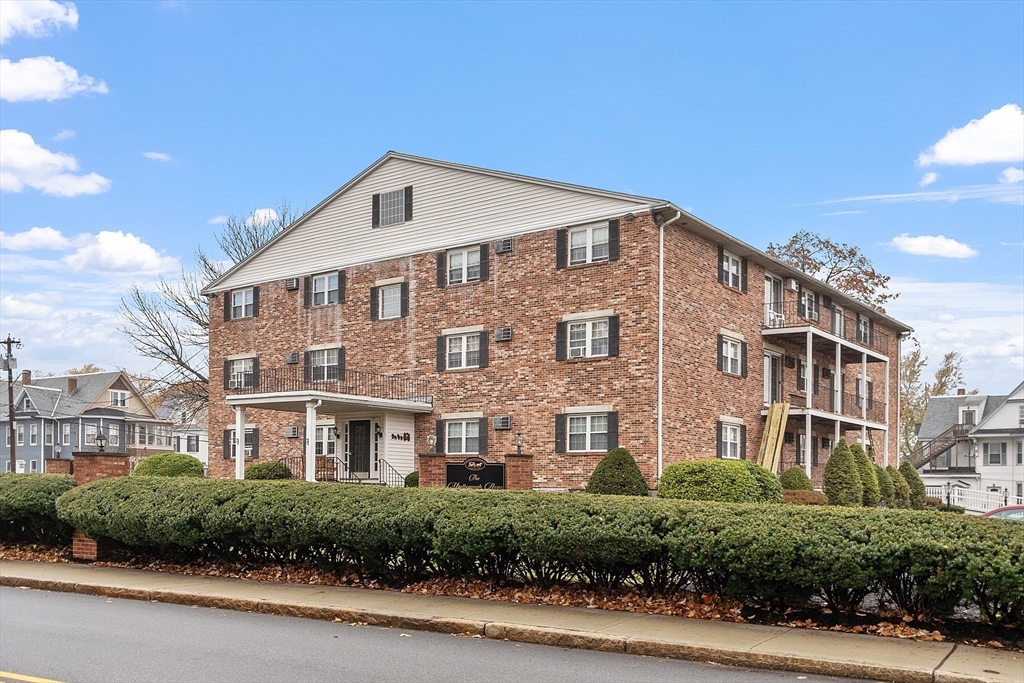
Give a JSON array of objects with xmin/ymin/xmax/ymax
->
[{"xmin": 658, "ymin": 210, "xmax": 683, "ymax": 480}]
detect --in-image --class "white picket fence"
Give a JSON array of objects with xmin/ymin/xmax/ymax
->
[{"xmin": 924, "ymin": 485, "xmax": 1019, "ymax": 514}]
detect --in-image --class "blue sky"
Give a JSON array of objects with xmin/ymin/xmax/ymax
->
[{"xmin": 1, "ymin": 1, "xmax": 1022, "ymax": 393}]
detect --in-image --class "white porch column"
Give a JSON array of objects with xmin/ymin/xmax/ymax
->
[
  {"xmin": 805, "ymin": 331, "xmax": 813, "ymax": 410},
  {"xmin": 805, "ymin": 413, "xmax": 812, "ymax": 479},
  {"xmin": 835, "ymin": 341, "xmax": 842, "ymax": 416},
  {"xmin": 884, "ymin": 358, "xmax": 890, "ymax": 466},
  {"xmin": 860, "ymin": 352, "xmax": 867, "ymax": 420},
  {"xmin": 304, "ymin": 401, "xmax": 318, "ymax": 483},
  {"xmin": 234, "ymin": 406, "xmax": 245, "ymax": 480}
]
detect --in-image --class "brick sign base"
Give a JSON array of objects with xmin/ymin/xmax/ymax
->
[
  {"xmin": 70, "ymin": 451, "xmax": 130, "ymax": 561},
  {"xmin": 417, "ymin": 453, "xmax": 533, "ymax": 490}
]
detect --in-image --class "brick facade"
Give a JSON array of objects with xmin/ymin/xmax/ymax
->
[
  {"xmin": 418, "ymin": 453, "xmax": 534, "ymax": 489},
  {"xmin": 71, "ymin": 452, "xmax": 130, "ymax": 486},
  {"xmin": 44, "ymin": 458, "xmax": 72, "ymax": 475}
]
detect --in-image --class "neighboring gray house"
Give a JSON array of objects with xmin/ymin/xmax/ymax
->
[
  {"xmin": 915, "ymin": 381, "xmax": 1024, "ymax": 510},
  {"xmin": 1, "ymin": 370, "xmax": 174, "ymax": 474},
  {"xmin": 155, "ymin": 397, "xmax": 208, "ymax": 467}
]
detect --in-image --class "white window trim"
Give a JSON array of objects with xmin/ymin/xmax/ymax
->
[
  {"xmin": 314, "ymin": 425, "xmax": 337, "ymax": 456},
  {"xmin": 721, "ymin": 423, "xmax": 741, "ymax": 460},
  {"xmin": 379, "ymin": 188, "xmax": 406, "ymax": 227},
  {"xmin": 567, "ymin": 413, "xmax": 609, "ymax": 452},
  {"xmin": 567, "ymin": 318, "xmax": 609, "ymax": 359},
  {"xmin": 230, "ymin": 358, "xmax": 256, "ymax": 388},
  {"xmin": 441, "ymin": 324, "xmax": 485, "ymax": 336},
  {"xmin": 44, "ymin": 423, "xmax": 53, "ymax": 446},
  {"xmin": 378, "ymin": 283, "xmax": 402, "ymax": 320},
  {"xmin": 231, "ymin": 288, "xmax": 255, "ymax": 319},
  {"xmin": 447, "ymin": 246, "xmax": 482, "ymax": 286},
  {"xmin": 440, "ymin": 411, "xmax": 485, "ymax": 420},
  {"xmin": 721, "ymin": 336, "xmax": 742, "ymax": 375},
  {"xmin": 445, "ymin": 419, "xmax": 480, "ymax": 455},
  {"xmin": 568, "ymin": 224, "xmax": 610, "ymax": 266},
  {"xmin": 29, "ymin": 424, "xmax": 38, "ymax": 446},
  {"xmin": 228, "ymin": 427, "xmax": 255, "ymax": 460},
  {"xmin": 62, "ymin": 424, "xmax": 71, "ymax": 446},
  {"xmin": 16, "ymin": 425, "xmax": 24, "ymax": 446},
  {"xmin": 110, "ymin": 390, "xmax": 129, "ymax": 408},
  {"xmin": 446, "ymin": 333, "xmax": 481, "ymax": 370},
  {"xmin": 721, "ymin": 249, "xmax": 742, "ymax": 290},
  {"xmin": 312, "ymin": 273, "xmax": 340, "ymax": 306},
  {"xmin": 801, "ymin": 289, "xmax": 820, "ymax": 322}
]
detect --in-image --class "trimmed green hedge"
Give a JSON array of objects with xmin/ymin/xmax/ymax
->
[
  {"xmin": 658, "ymin": 460, "xmax": 780, "ymax": 503},
  {"xmin": 245, "ymin": 461, "xmax": 293, "ymax": 480},
  {"xmin": 585, "ymin": 448, "xmax": 648, "ymax": 496},
  {"xmin": 900, "ymin": 459, "xmax": 928, "ymax": 510},
  {"xmin": 824, "ymin": 439, "xmax": 861, "ymax": 506},
  {"xmin": 0, "ymin": 473, "xmax": 76, "ymax": 545},
  {"xmin": 132, "ymin": 452, "xmax": 204, "ymax": 478},
  {"xmin": 779, "ymin": 467, "xmax": 813, "ymax": 491},
  {"xmin": 404, "ymin": 471, "xmax": 419, "ymax": 488},
  {"xmin": 53, "ymin": 478, "xmax": 1024, "ymax": 623}
]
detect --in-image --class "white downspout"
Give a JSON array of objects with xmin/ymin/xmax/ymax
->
[{"xmin": 658, "ymin": 210, "xmax": 683, "ymax": 480}]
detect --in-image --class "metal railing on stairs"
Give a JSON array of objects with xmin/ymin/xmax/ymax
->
[
  {"xmin": 909, "ymin": 423, "xmax": 972, "ymax": 469},
  {"xmin": 275, "ymin": 454, "xmax": 406, "ymax": 486}
]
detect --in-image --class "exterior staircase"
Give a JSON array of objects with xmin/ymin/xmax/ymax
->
[{"xmin": 908, "ymin": 423, "xmax": 972, "ymax": 469}]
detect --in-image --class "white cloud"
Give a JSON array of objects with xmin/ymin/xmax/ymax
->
[
  {"xmin": 207, "ymin": 215, "xmax": 228, "ymax": 224},
  {"xmin": 62, "ymin": 231, "xmax": 179, "ymax": 273},
  {"xmin": 919, "ymin": 172, "xmax": 938, "ymax": 187},
  {"xmin": 0, "ymin": 56, "xmax": 107, "ymax": 102},
  {"xmin": 820, "ymin": 210, "xmax": 865, "ymax": 216},
  {"xmin": 0, "ymin": 292, "xmax": 59, "ymax": 319},
  {"xmin": 0, "ymin": 226, "xmax": 70, "ymax": 250},
  {"xmin": 889, "ymin": 234, "xmax": 979, "ymax": 259},
  {"xmin": 0, "ymin": 129, "xmax": 111, "ymax": 197},
  {"xmin": 998, "ymin": 167, "xmax": 1024, "ymax": 184},
  {"xmin": 917, "ymin": 104, "xmax": 1024, "ymax": 167},
  {"xmin": 51, "ymin": 129, "xmax": 75, "ymax": 141},
  {"xmin": 248, "ymin": 207, "xmax": 278, "ymax": 225},
  {"xmin": 818, "ymin": 184, "xmax": 1023, "ymax": 206},
  {"xmin": 142, "ymin": 151, "xmax": 172, "ymax": 162},
  {"xmin": 0, "ymin": 0, "xmax": 78, "ymax": 44}
]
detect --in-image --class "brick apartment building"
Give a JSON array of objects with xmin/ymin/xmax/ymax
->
[{"xmin": 203, "ymin": 152, "xmax": 910, "ymax": 490}]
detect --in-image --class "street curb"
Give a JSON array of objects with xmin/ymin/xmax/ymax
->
[{"xmin": 0, "ymin": 574, "xmax": 1012, "ymax": 683}]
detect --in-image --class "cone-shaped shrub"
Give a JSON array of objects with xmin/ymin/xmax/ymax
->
[
  {"xmin": 823, "ymin": 439, "xmax": 862, "ymax": 506},
  {"xmin": 850, "ymin": 443, "xmax": 880, "ymax": 507},
  {"xmin": 875, "ymin": 464, "xmax": 895, "ymax": 507},
  {"xmin": 245, "ymin": 461, "xmax": 292, "ymax": 480},
  {"xmin": 132, "ymin": 452, "xmax": 204, "ymax": 478},
  {"xmin": 899, "ymin": 459, "xmax": 928, "ymax": 510},
  {"xmin": 780, "ymin": 466, "xmax": 813, "ymax": 490},
  {"xmin": 887, "ymin": 465, "xmax": 911, "ymax": 508},
  {"xmin": 586, "ymin": 448, "xmax": 649, "ymax": 496}
]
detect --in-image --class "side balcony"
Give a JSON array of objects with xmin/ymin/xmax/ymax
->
[
  {"xmin": 776, "ymin": 388, "xmax": 888, "ymax": 427},
  {"xmin": 763, "ymin": 300, "xmax": 892, "ymax": 360}
]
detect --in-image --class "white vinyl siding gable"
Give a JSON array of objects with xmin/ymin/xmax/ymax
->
[{"xmin": 212, "ymin": 156, "xmax": 651, "ymax": 291}]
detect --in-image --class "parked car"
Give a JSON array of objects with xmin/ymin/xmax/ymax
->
[{"xmin": 981, "ymin": 505, "xmax": 1024, "ymax": 520}]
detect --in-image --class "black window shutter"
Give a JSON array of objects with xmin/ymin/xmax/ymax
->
[
  {"xmin": 479, "ymin": 243, "xmax": 490, "ymax": 281},
  {"xmin": 812, "ymin": 437, "xmax": 819, "ymax": 467},
  {"xmin": 435, "ymin": 420, "xmax": 446, "ymax": 454},
  {"xmin": 813, "ymin": 293, "xmax": 819, "ymax": 318},
  {"xmin": 741, "ymin": 258, "xmax": 748, "ymax": 293},
  {"xmin": 437, "ymin": 252, "xmax": 446, "ymax": 288},
  {"xmin": 223, "ymin": 430, "xmax": 231, "ymax": 459},
  {"xmin": 251, "ymin": 287, "xmax": 260, "ymax": 317},
  {"xmin": 338, "ymin": 271, "xmax": 346, "ymax": 303},
  {"xmin": 717, "ymin": 246, "xmax": 726, "ymax": 284},
  {"xmin": 555, "ymin": 322, "xmax": 568, "ymax": 361},
  {"xmin": 554, "ymin": 414, "xmax": 567, "ymax": 453},
  {"xmin": 741, "ymin": 341, "xmax": 748, "ymax": 378},
  {"xmin": 813, "ymin": 363, "xmax": 820, "ymax": 395},
  {"xmin": 856, "ymin": 313, "xmax": 862, "ymax": 340},
  {"xmin": 716, "ymin": 421, "xmax": 724, "ymax": 458},
  {"xmin": 478, "ymin": 331, "xmax": 489, "ymax": 368},
  {"xmin": 251, "ymin": 357, "xmax": 260, "ymax": 387},
  {"xmin": 797, "ymin": 284, "xmax": 805, "ymax": 317},
  {"xmin": 608, "ymin": 316, "xmax": 620, "ymax": 357},
  {"xmin": 740, "ymin": 425, "xmax": 747, "ymax": 460},
  {"xmin": 223, "ymin": 360, "xmax": 231, "ymax": 390},
  {"xmin": 868, "ymin": 319, "xmax": 875, "ymax": 346},
  {"xmin": 400, "ymin": 282, "xmax": 410, "ymax": 317},
  {"xmin": 716, "ymin": 334, "xmax": 725, "ymax": 372},
  {"xmin": 303, "ymin": 351, "xmax": 311, "ymax": 382},
  {"xmin": 477, "ymin": 417, "xmax": 488, "ymax": 455},
  {"xmin": 797, "ymin": 361, "xmax": 805, "ymax": 392},
  {"xmin": 372, "ymin": 193, "xmax": 380, "ymax": 228},
  {"xmin": 223, "ymin": 291, "xmax": 231, "ymax": 321},
  {"xmin": 337, "ymin": 347, "xmax": 346, "ymax": 381},
  {"xmin": 404, "ymin": 186, "xmax": 413, "ymax": 222},
  {"xmin": 436, "ymin": 336, "xmax": 445, "ymax": 372},
  {"xmin": 556, "ymin": 229, "xmax": 568, "ymax": 269},
  {"xmin": 608, "ymin": 219, "xmax": 620, "ymax": 261},
  {"xmin": 369, "ymin": 287, "xmax": 379, "ymax": 321},
  {"xmin": 606, "ymin": 411, "xmax": 618, "ymax": 450},
  {"xmin": 251, "ymin": 429, "xmax": 259, "ymax": 459},
  {"xmin": 303, "ymin": 277, "xmax": 311, "ymax": 308},
  {"xmin": 867, "ymin": 381, "xmax": 874, "ymax": 408}
]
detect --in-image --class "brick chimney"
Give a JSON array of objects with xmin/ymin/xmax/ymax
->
[
  {"xmin": 21, "ymin": 369, "xmax": 31, "ymax": 385},
  {"xmin": 67, "ymin": 376, "xmax": 78, "ymax": 393},
  {"xmin": 957, "ymin": 388, "xmax": 966, "ymax": 396}
]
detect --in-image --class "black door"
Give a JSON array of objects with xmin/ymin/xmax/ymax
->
[{"xmin": 350, "ymin": 420, "xmax": 371, "ymax": 477}]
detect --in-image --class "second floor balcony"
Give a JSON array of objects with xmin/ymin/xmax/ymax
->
[
  {"xmin": 764, "ymin": 300, "xmax": 891, "ymax": 356},
  {"xmin": 226, "ymin": 365, "xmax": 433, "ymax": 410},
  {"xmin": 776, "ymin": 387, "xmax": 888, "ymax": 425}
]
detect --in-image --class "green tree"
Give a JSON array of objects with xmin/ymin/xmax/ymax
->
[
  {"xmin": 875, "ymin": 464, "xmax": 895, "ymax": 507},
  {"xmin": 887, "ymin": 465, "xmax": 911, "ymax": 508},
  {"xmin": 586, "ymin": 448, "xmax": 649, "ymax": 496},
  {"xmin": 850, "ymin": 443, "xmax": 880, "ymax": 507},
  {"xmin": 823, "ymin": 439, "xmax": 862, "ymax": 506},
  {"xmin": 899, "ymin": 459, "xmax": 928, "ymax": 510},
  {"xmin": 779, "ymin": 466, "xmax": 813, "ymax": 490}
]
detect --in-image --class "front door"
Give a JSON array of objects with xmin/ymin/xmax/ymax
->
[
  {"xmin": 349, "ymin": 420, "xmax": 371, "ymax": 478},
  {"xmin": 764, "ymin": 275, "xmax": 783, "ymax": 326}
]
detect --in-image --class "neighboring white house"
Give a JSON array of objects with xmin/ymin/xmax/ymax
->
[
  {"xmin": 917, "ymin": 381, "xmax": 1024, "ymax": 512},
  {"xmin": 155, "ymin": 398, "xmax": 209, "ymax": 468}
]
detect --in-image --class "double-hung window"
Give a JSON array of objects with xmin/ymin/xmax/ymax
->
[
  {"xmin": 568, "ymin": 414, "xmax": 608, "ymax": 452},
  {"xmin": 446, "ymin": 420, "xmax": 480, "ymax": 455},
  {"xmin": 718, "ymin": 422, "xmax": 743, "ymax": 460},
  {"xmin": 984, "ymin": 442, "xmax": 1007, "ymax": 466},
  {"xmin": 310, "ymin": 349, "xmax": 341, "ymax": 382},
  {"xmin": 1017, "ymin": 441, "xmax": 1022, "ymax": 465},
  {"xmin": 84, "ymin": 424, "xmax": 97, "ymax": 445},
  {"xmin": 110, "ymin": 390, "xmax": 129, "ymax": 407},
  {"xmin": 228, "ymin": 428, "xmax": 256, "ymax": 459},
  {"xmin": 379, "ymin": 188, "xmax": 406, "ymax": 227},
  {"xmin": 831, "ymin": 305, "xmax": 845, "ymax": 337},
  {"xmin": 314, "ymin": 426, "xmax": 337, "ymax": 456},
  {"xmin": 44, "ymin": 424, "xmax": 53, "ymax": 446},
  {"xmin": 720, "ymin": 250, "xmax": 742, "ymax": 289},
  {"xmin": 569, "ymin": 225, "xmax": 609, "ymax": 265},
  {"xmin": 720, "ymin": 337, "xmax": 742, "ymax": 375},
  {"xmin": 230, "ymin": 358, "xmax": 255, "ymax": 388},
  {"xmin": 231, "ymin": 288, "xmax": 255, "ymax": 319},
  {"xmin": 801, "ymin": 289, "xmax": 819, "ymax": 322},
  {"xmin": 379, "ymin": 284, "xmax": 402, "ymax": 319},
  {"xmin": 448, "ymin": 247, "xmax": 481, "ymax": 285},
  {"xmin": 857, "ymin": 316, "xmax": 872, "ymax": 344},
  {"xmin": 312, "ymin": 273, "xmax": 340, "ymax": 306},
  {"xmin": 569, "ymin": 319, "xmax": 609, "ymax": 358},
  {"xmin": 29, "ymin": 424, "xmax": 38, "ymax": 446},
  {"xmin": 108, "ymin": 425, "xmax": 120, "ymax": 447},
  {"xmin": 22, "ymin": 398, "xmax": 32, "ymax": 411},
  {"xmin": 187, "ymin": 435, "xmax": 199, "ymax": 453},
  {"xmin": 16, "ymin": 425, "xmax": 24, "ymax": 446},
  {"xmin": 447, "ymin": 334, "xmax": 480, "ymax": 370},
  {"xmin": 62, "ymin": 424, "xmax": 71, "ymax": 446}
]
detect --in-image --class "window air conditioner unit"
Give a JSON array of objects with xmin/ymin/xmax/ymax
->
[
  {"xmin": 285, "ymin": 351, "xmax": 300, "ymax": 364},
  {"xmin": 821, "ymin": 367, "xmax": 832, "ymax": 379},
  {"xmin": 784, "ymin": 355, "xmax": 796, "ymax": 369},
  {"xmin": 494, "ymin": 326, "xmax": 513, "ymax": 342},
  {"xmin": 569, "ymin": 347, "xmax": 586, "ymax": 358},
  {"xmin": 285, "ymin": 278, "xmax": 300, "ymax": 291},
  {"xmin": 822, "ymin": 437, "xmax": 833, "ymax": 450},
  {"xmin": 493, "ymin": 415, "xmax": 512, "ymax": 430},
  {"xmin": 494, "ymin": 237, "xmax": 513, "ymax": 254},
  {"xmin": 227, "ymin": 380, "xmax": 239, "ymax": 389},
  {"xmin": 786, "ymin": 278, "xmax": 800, "ymax": 292},
  {"xmin": 784, "ymin": 432, "xmax": 795, "ymax": 444},
  {"xmin": 284, "ymin": 426, "xmax": 300, "ymax": 438}
]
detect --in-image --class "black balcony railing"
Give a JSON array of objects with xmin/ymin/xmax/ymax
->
[
  {"xmin": 763, "ymin": 300, "xmax": 891, "ymax": 355},
  {"xmin": 232, "ymin": 365, "xmax": 432, "ymax": 406},
  {"xmin": 785, "ymin": 389, "xmax": 887, "ymax": 424}
]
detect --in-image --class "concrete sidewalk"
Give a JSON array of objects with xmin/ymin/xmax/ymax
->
[{"xmin": 1, "ymin": 561, "xmax": 1019, "ymax": 683}]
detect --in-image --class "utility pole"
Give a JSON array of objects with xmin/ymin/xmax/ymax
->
[{"xmin": 2, "ymin": 334, "xmax": 22, "ymax": 469}]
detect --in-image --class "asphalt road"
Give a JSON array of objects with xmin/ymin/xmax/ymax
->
[{"xmin": 0, "ymin": 587, "xmax": 868, "ymax": 683}]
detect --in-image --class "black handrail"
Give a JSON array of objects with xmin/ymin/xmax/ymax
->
[
  {"xmin": 763, "ymin": 300, "xmax": 891, "ymax": 354},
  {"xmin": 233, "ymin": 365, "xmax": 432, "ymax": 406}
]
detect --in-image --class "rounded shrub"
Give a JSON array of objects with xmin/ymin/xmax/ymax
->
[
  {"xmin": 739, "ymin": 460, "xmax": 782, "ymax": 503},
  {"xmin": 782, "ymin": 489, "xmax": 828, "ymax": 505},
  {"xmin": 245, "ymin": 461, "xmax": 293, "ymax": 480},
  {"xmin": 405, "ymin": 470, "xmax": 419, "ymax": 488},
  {"xmin": 850, "ymin": 443, "xmax": 880, "ymax": 507},
  {"xmin": 899, "ymin": 459, "xmax": 928, "ymax": 510},
  {"xmin": 887, "ymin": 465, "xmax": 911, "ymax": 508},
  {"xmin": 823, "ymin": 439, "xmax": 862, "ymax": 507},
  {"xmin": 131, "ymin": 452, "xmax": 204, "ymax": 478},
  {"xmin": 779, "ymin": 466, "xmax": 813, "ymax": 491},
  {"xmin": 875, "ymin": 464, "xmax": 895, "ymax": 507},
  {"xmin": 0, "ymin": 473, "xmax": 76, "ymax": 545},
  {"xmin": 585, "ymin": 448, "xmax": 649, "ymax": 496},
  {"xmin": 658, "ymin": 460, "xmax": 761, "ymax": 503}
]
